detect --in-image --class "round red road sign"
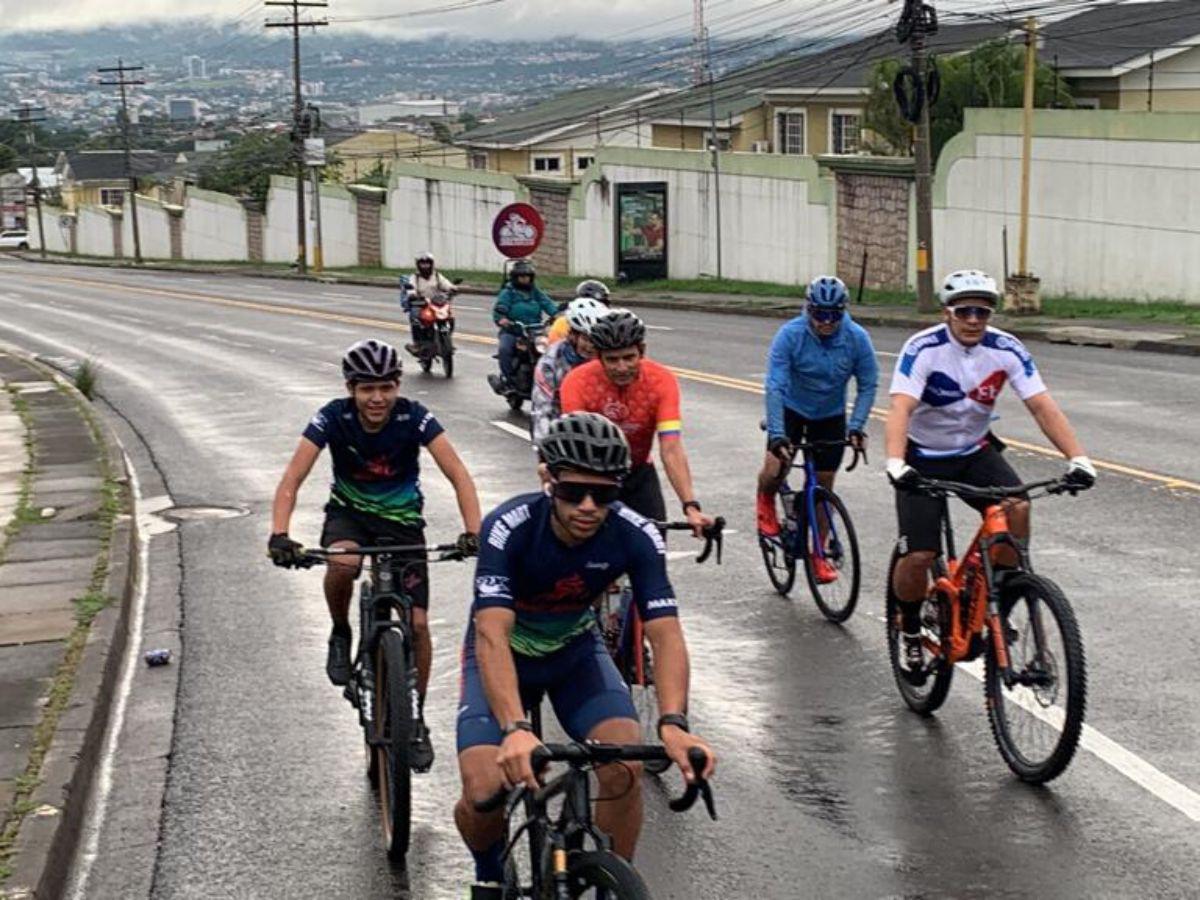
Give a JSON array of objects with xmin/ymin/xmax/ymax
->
[{"xmin": 492, "ymin": 203, "xmax": 544, "ymax": 259}]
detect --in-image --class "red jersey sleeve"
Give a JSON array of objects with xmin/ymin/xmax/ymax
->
[
  {"xmin": 559, "ymin": 362, "xmax": 589, "ymax": 414},
  {"xmin": 652, "ymin": 364, "xmax": 682, "ymax": 440}
]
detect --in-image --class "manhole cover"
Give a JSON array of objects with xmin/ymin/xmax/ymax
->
[{"xmin": 159, "ymin": 505, "xmax": 249, "ymax": 523}]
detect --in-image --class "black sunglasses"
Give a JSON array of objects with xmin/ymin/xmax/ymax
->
[
  {"xmin": 951, "ymin": 305, "xmax": 994, "ymax": 321},
  {"xmin": 807, "ymin": 305, "xmax": 845, "ymax": 323},
  {"xmin": 552, "ymin": 480, "xmax": 622, "ymax": 506}
]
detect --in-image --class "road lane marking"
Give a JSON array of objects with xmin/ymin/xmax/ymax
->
[
  {"xmin": 23, "ymin": 273, "xmax": 1200, "ymax": 494},
  {"xmin": 491, "ymin": 420, "xmax": 532, "ymax": 441}
]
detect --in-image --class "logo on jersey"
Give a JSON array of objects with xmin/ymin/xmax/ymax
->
[
  {"xmin": 602, "ymin": 399, "xmax": 631, "ymax": 423},
  {"xmin": 920, "ymin": 371, "xmax": 965, "ymax": 407},
  {"xmin": 645, "ymin": 598, "xmax": 677, "ymax": 612},
  {"xmin": 308, "ymin": 411, "xmax": 328, "ymax": 432},
  {"xmin": 585, "ymin": 561, "xmax": 610, "ymax": 571},
  {"xmin": 969, "ymin": 370, "xmax": 1007, "ymax": 406},
  {"xmin": 359, "ymin": 456, "xmax": 397, "ymax": 480},
  {"xmin": 487, "ymin": 503, "xmax": 532, "ymax": 550},
  {"xmin": 521, "ymin": 573, "xmax": 589, "ymax": 613},
  {"xmin": 475, "ymin": 575, "xmax": 512, "ymax": 601}
]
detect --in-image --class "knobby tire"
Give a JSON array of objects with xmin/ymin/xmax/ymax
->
[
  {"xmin": 376, "ymin": 629, "xmax": 412, "ymax": 866},
  {"xmin": 885, "ymin": 547, "xmax": 953, "ymax": 716}
]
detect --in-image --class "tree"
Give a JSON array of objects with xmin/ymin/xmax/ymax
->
[
  {"xmin": 357, "ymin": 159, "xmax": 390, "ymax": 189},
  {"xmin": 198, "ymin": 131, "xmax": 292, "ymax": 202},
  {"xmin": 0, "ymin": 142, "xmax": 17, "ymax": 174},
  {"xmin": 863, "ymin": 40, "xmax": 1074, "ymax": 164},
  {"xmin": 458, "ymin": 111, "xmax": 480, "ymax": 133}
]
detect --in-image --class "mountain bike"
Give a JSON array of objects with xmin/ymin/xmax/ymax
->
[
  {"xmin": 885, "ymin": 476, "xmax": 1090, "ymax": 783},
  {"xmin": 758, "ymin": 439, "xmax": 863, "ymax": 622},
  {"xmin": 476, "ymin": 742, "xmax": 717, "ymax": 899},
  {"xmin": 294, "ymin": 541, "xmax": 467, "ymax": 866},
  {"xmin": 595, "ymin": 518, "xmax": 724, "ymax": 775}
]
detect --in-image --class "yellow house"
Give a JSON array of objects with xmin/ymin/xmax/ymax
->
[
  {"xmin": 54, "ymin": 150, "xmax": 176, "ymax": 211},
  {"xmin": 327, "ymin": 130, "xmax": 468, "ymax": 181}
]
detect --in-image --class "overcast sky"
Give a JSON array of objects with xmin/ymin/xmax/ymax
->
[{"xmin": 0, "ymin": 0, "xmax": 1086, "ymax": 41}]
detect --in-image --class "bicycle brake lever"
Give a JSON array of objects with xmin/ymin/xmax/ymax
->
[{"xmin": 700, "ymin": 782, "xmax": 718, "ymax": 821}]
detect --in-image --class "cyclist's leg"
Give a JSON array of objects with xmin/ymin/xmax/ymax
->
[
  {"xmin": 807, "ymin": 414, "xmax": 848, "ymax": 545},
  {"xmin": 757, "ymin": 408, "xmax": 806, "ymax": 535},
  {"xmin": 318, "ymin": 504, "xmax": 366, "ymax": 626},
  {"xmin": 958, "ymin": 439, "xmax": 1028, "ymax": 566},
  {"xmin": 548, "ymin": 632, "xmax": 642, "ymax": 860},
  {"xmin": 619, "ymin": 463, "xmax": 668, "ymax": 522},
  {"xmin": 892, "ymin": 451, "xmax": 950, "ymax": 609}
]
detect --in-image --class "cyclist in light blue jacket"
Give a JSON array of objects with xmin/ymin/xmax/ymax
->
[{"xmin": 757, "ymin": 276, "xmax": 878, "ymax": 581}]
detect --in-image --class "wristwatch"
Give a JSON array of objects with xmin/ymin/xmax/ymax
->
[
  {"xmin": 681, "ymin": 500, "xmax": 702, "ymax": 515},
  {"xmin": 656, "ymin": 713, "xmax": 690, "ymax": 738},
  {"xmin": 501, "ymin": 720, "xmax": 534, "ymax": 739}
]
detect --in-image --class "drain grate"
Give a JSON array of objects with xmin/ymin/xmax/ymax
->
[{"xmin": 159, "ymin": 505, "xmax": 249, "ymax": 523}]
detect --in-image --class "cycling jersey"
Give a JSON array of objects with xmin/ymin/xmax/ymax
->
[
  {"xmin": 890, "ymin": 324, "xmax": 1046, "ymax": 457},
  {"xmin": 558, "ymin": 358, "xmax": 682, "ymax": 468},
  {"xmin": 530, "ymin": 339, "xmax": 585, "ymax": 443},
  {"xmin": 764, "ymin": 313, "xmax": 878, "ymax": 437},
  {"xmin": 472, "ymin": 492, "xmax": 677, "ymax": 658},
  {"xmin": 302, "ymin": 397, "xmax": 444, "ymax": 524}
]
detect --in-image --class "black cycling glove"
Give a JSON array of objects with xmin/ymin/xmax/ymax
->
[{"xmin": 268, "ymin": 533, "xmax": 304, "ymax": 568}]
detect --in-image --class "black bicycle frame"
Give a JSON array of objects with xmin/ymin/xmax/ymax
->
[{"xmin": 354, "ymin": 553, "xmax": 423, "ymax": 740}]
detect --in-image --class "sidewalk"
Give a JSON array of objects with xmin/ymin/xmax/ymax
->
[{"xmin": 0, "ymin": 353, "xmax": 113, "ymax": 895}]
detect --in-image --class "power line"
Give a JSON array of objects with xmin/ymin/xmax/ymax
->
[{"xmin": 98, "ymin": 59, "xmax": 146, "ymax": 264}]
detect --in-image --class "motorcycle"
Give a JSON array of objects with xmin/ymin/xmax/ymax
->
[
  {"xmin": 487, "ymin": 321, "xmax": 548, "ymax": 411},
  {"xmin": 401, "ymin": 275, "xmax": 459, "ymax": 378}
]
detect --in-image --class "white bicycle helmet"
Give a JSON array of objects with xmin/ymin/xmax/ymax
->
[
  {"xmin": 564, "ymin": 297, "xmax": 608, "ymax": 335},
  {"xmin": 939, "ymin": 269, "xmax": 1000, "ymax": 306}
]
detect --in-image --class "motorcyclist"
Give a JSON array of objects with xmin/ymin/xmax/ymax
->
[
  {"xmin": 491, "ymin": 259, "xmax": 557, "ymax": 386},
  {"xmin": 548, "ymin": 279, "xmax": 611, "ymax": 345},
  {"xmin": 404, "ymin": 252, "xmax": 456, "ymax": 355}
]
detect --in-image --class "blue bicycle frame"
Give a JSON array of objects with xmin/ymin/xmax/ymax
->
[{"xmin": 777, "ymin": 443, "xmax": 858, "ymax": 565}]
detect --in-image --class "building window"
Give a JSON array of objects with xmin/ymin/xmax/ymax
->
[
  {"xmin": 532, "ymin": 155, "xmax": 563, "ymax": 174},
  {"xmin": 576, "ymin": 155, "xmax": 595, "ymax": 172},
  {"xmin": 100, "ymin": 188, "xmax": 125, "ymax": 207},
  {"xmin": 830, "ymin": 110, "xmax": 862, "ymax": 154},
  {"xmin": 470, "ymin": 152, "xmax": 488, "ymax": 170},
  {"xmin": 775, "ymin": 111, "xmax": 806, "ymax": 156}
]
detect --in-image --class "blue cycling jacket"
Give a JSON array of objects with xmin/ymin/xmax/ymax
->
[{"xmin": 764, "ymin": 313, "xmax": 879, "ymax": 436}]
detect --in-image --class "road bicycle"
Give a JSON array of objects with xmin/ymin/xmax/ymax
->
[
  {"xmin": 885, "ymin": 476, "xmax": 1090, "ymax": 783},
  {"xmin": 476, "ymin": 741, "xmax": 717, "ymax": 899},
  {"xmin": 294, "ymin": 541, "xmax": 467, "ymax": 866},
  {"xmin": 595, "ymin": 519, "xmax": 724, "ymax": 775},
  {"xmin": 758, "ymin": 439, "xmax": 863, "ymax": 622}
]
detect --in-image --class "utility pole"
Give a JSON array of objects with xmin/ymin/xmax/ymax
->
[
  {"xmin": 12, "ymin": 104, "xmax": 47, "ymax": 259},
  {"xmin": 1147, "ymin": 50, "xmax": 1155, "ymax": 111},
  {"xmin": 98, "ymin": 59, "xmax": 144, "ymax": 264},
  {"xmin": 302, "ymin": 104, "xmax": 324, "ymax": 274},
  {"xmin": 893, "ymin": 0, "xmax": 939, "ymax": 312},
  {"xmin": 692, "ymin": 0, "xmax": 706, "ymax": 87},
  {"xmin": 266, "ymin": 0, "xmax": 327, "ymax": 275},
  {"xmin": 1009, "ymin": 15, "xmax": 1042, "ymax": 314},
  {"xmin": 704, "ymin": 26, "xmax": 723, "ymax": 280}
]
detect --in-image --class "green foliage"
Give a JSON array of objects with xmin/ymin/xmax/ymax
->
[
  {"xmin": 0, "ymin": 142, "xmax": 16, "ymax": 173},
  {"xmin": 863, "ymin": 40, "xmax": 1074, "ymax": 163},
  {"xmin": 74, "ymin": 358, "xmax": 99, "ymax": 400},
  {"xmin": 198, "ymin": 131, "xmax": 294, "ymax": 202},
  {"xmin": 357, "ymin": 160, "xmax": 390, "ymax": 189},
  {"xmin": 430, "ymin": 121, "xmax": 453, "ymax": 144},
  {"xmin": 458, "ymin": 111, "xmax": 480, "ymax": 132}
]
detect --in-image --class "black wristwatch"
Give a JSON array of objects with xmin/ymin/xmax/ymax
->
[
  {"xmin": 501, "ymin": 720, "xmax": 534, "ymax": 739},
  {"xmin": 656, "ymin": 713, "xmax": 690, "ymax": 738},
  {"xmin": 681, "ymin": 500, "xmax": 702, "ymax": 515}
]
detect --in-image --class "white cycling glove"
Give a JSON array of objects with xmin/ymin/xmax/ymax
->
[{"xmin": 886, "ymin": 457, "xmax": 916, "ymax": 485}]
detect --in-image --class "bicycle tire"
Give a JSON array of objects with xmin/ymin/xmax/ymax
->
[
  {"xmin": 759, "ymin": 492, "xmax": 796, "ymax": 596},
  {"xmin": 376, "ymin": 628, "xmax": 412, "ymax": 866},
  {"xmin": 985, "ymin": 573, "xmax": 1086, "ymax": 784},
  {"xmin": 885, "ymin": 547, "xmax": 953, "ymax": 715},
  {"xmin": 565, "ymin": 850, "xmax": 653, "ymax": 899},
  {"xmin": 799, "ymin": 487, "xmax": 860, "ymax": 622}
]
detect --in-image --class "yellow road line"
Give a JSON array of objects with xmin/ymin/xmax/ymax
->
[{"xmin": 37, "ymin": 272, "xmax": 1200, "ymax": 494}]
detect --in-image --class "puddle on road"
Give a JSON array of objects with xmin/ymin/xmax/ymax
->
[{"xmin": 158, "ymin": 505, "xmax": 250, "ymax": 523}]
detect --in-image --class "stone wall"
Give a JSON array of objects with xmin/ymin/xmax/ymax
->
[
  {"xmin": 351, "ymin": 187, "xmax": 384, "ymax": 267},
  {"xmin": 526, "ymin": 181, "xmax": 570, "ymax": 275},
  {"xmin": 824, "ymin": 157, "xmax": 913, "ymax": 291}
]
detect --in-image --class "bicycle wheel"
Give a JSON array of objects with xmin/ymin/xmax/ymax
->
[
  {"xmin": 758, "ymin": 493, "xmax": 796, "ymax": 595},
  {"xmin": 799, "ymin": 487, "xmax": 860, "ymax": 622},
  {"xmin": 885, "ymin": 547, "xmax": 953, "ymax": 715},
  {"xmin": 564, "ymin": 850, "xmax": 653, "ymax": 899},
  {"xmin": 985, "ymin": 573, "xmax": 1086, "ymax": 784},
  {"xmin": 375, "ymin": 629, "xmax": 412, "ymax": 866},
  {"xmin": 626, "ymin": 645, "xmax": 669, "ymax": 776}
]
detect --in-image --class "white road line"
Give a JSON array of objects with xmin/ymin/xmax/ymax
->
[
  {"xmin": 321, "ymin": 292, "xmax": 360, "ymax": 300},
  {"xmin": 876, "ymin": 350, "xmax": 900, "ymax": 358},
  {"xmin": 870, "ymin": 613, "xmax": 1200, "ymax": 821},
  {"xmin": 491, "ymin": 420, "xmax": 532, "ymax": 442},
  {"xmin": 646, "ymin": 325, "xmax": 673, "ymax": 332}
]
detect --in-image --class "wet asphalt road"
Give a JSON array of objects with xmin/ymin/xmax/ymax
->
[{"xmin": 1, "ymin": 259, "xmax": 1198, "ymax": 899}]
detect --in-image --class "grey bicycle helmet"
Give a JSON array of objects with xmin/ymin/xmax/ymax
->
[
  {"xmin": 538, "ymin": 412, "xmax": 631, "ymax": 478},
  {"xmin": 575, "ymin": 279, "xmax": 611, "ymax": 304},
  {"xmin": 589, "ymin": 309, "xmax": 646, "ymax": 352},
  {"xmin": 341, "ymin": 339, "xmax": 401, "ymax": 382}
]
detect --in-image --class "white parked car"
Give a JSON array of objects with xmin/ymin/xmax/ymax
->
[{"xmin": 0, "ymin": 230, "xmax": 31, "ymax": 250}]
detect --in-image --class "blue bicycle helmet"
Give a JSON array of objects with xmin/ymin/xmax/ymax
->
[{"xmin": 806, "ymin": 276, "xmax": 849, "ymax": 309}]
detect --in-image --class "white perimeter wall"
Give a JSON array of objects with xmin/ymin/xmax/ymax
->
[
  {"xmin": 316, "ymin": 185, "xmax": 358, "ymax": 269},
  {"xmin": 30, "ymin": 206, "xmax": 72, "ymax": 254},
  {"xmin": 935, "ymin": 109, "xmax": 1200, "ymax": 302},
  {"xmin": 123, "ymin": 196, "xmax": 172, "ymax": 260},
  {"xmin": 184, "ymin": 188, "xmax": 248, "ymax": 261},
  {"xmin": 265, "ymin": 178, "xmax": 314, "ymax": 264},
  {"xmin": 76, "ymin": 206, "xmax": 113, "ymax": 256}
]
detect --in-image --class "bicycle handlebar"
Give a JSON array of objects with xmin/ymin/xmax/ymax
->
[
  {"xmin": 658, "ymin": 517, "xmax": 726, "ymax": 564},
  {"xmin": 900, "ymin": 475, "xmax": 1090, "ymax": 500},
  {"xmin": 292, "ymin": 542, "xmax": 468, "ymax": 569}
]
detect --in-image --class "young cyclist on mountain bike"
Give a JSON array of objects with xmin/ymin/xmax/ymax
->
[
  {"xmin": 559, "ymin": 309, "xmax": 715, "ymax": 536},
  {"xmin": 885, "ymin": 270, "xmax": 1096, "ymax": 675},
  {"xmin": 268, "ymin": 339, "xmax": 482, "ymax": 770},
  {"xmin": 454, "ymin": 413, "xmax": 716, "ymax": 897},
  {"xmin": 530, "ymin": 295, "xmax": 608, "ymax": 443},
  {"xmin": 757, "ymin": 276, "xmax": 879, "ymax": 583}
]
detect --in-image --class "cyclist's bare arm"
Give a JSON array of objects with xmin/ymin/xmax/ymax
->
[
  {"xmin": 1024, "ymin": 392, "xmax": 1086, "ymax": 459},
  {"xmin": 885, "ymin": 394, "xmax": 919, "ymax": 461},
  {"xmin": 271, "ymin": 437, "xmax": 321, "ymax": 534},
  {"xmin": 659, "ymin": 436, "xmax": 713, "ymax": 534},
  {"xmin": 475, "ymin": 607, "xmax": 541, "ymax": 788},
  {"xmin": 426, "ymin": 433, "xmax": 482, "ymax": 534},
  {"xmin": 644, "ymin": 617, "xmax": 716, "ymax": 781}
]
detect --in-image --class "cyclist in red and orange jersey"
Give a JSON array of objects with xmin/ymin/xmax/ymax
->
[{"xmin": 559, "ymin": 309, "xmax": 714, "ymax": 537}]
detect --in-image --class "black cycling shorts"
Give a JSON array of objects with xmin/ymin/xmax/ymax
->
[
  {"xmin": 619, "ymin": 463, "xmax": 667, "ymax": 523},
  {"xmin": 895, "ymin": 440, "xmax": 1022, "ymax": 555},
  {"xmin": 770, "ymin": 409, "xmax": 847, "ymax": 472},
  {"xmin": 320, "ymin": 504, "xmax": 430, "ymax": 609}
]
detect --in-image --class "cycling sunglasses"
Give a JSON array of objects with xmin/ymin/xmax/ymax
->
[
  {"xmin": 551, "ymin": 480, "xmax": 622, "ymax": 506},
  {"xmin": 951, "ymin": 304, "xmax": 994, "ymax": 322},
  {"xmin": 807, "ymin": 305, "xmax": 845, "ymax": 323}
]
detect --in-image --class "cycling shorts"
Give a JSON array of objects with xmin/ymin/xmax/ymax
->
[
  {"xmin": 456, "ymin": 628, "xmax": 636, "ymax": 753},
  {"xmin": 895, "ymin": 439, "xmax": 1022, "ymax": 555},
  {"xmin": 320, "ymin": 504, "xmax": 429, "ymax": 609},
  {"xmin": 619, "ymin": 463, "xmax": 667, "ymax": 522},
  {"xmin": 772, "ymin": 409, "xmax": 846, "ymax": 472}
]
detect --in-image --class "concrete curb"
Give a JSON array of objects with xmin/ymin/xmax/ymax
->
[
  {"xmin": 15, "ymin": 253, "xmax": 1200, "ymax": 358},
  {"xmin": 0, "ymin": 352, "xmax": 137, "ymax": 900}
]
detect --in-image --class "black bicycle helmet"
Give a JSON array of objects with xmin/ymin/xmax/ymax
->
[
  {"xmin": 575, "ymin": 279, "xmax": 611, "ymax": 304},
  {"xmin": 341, "ymin": 339, "xmax": 401, "ymax": 382},
  {"xmin": 510, "ymin": 259, "xmax": 536, "ymax": 281},
  {"xmin": 538, "ymin": 412, "xmax": 631, "ymax": 478},
  {"xmin": 589, "ymin": 309, "xmax": 646, "ymax": 352}
]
